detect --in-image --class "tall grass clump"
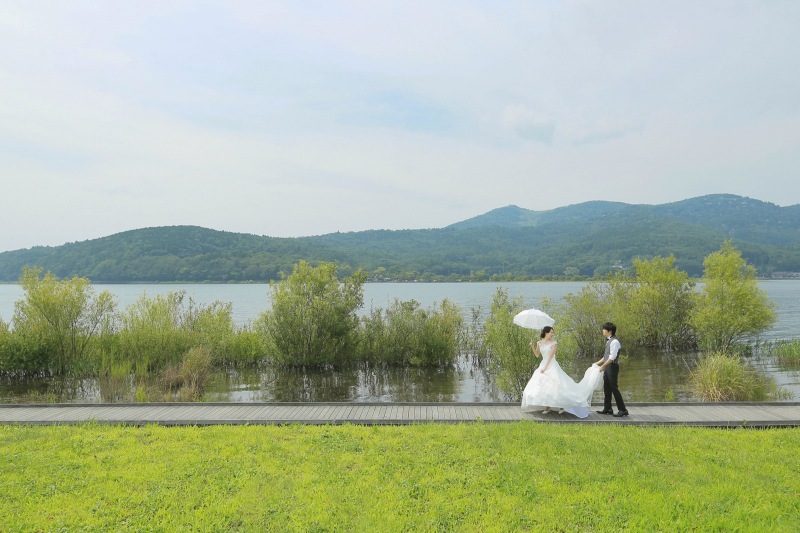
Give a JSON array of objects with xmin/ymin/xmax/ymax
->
[
  {"xmin": 181, "ymin": 345, "xmax": 212, "ymax": 389},
  {"xmin": 183, "ymin": 299, "xmax": 257, "ymax": 364},
  {"xmin": 459, "ymin": 306, "xmax": 488, "ymax": 366},
  {"xmin": 357, "ymin": 299, "xmax": 463, "ymax": 366},
  {"xmin": 689, "ymin": 352, "xmax": 789, "ymax": 401},
  {"xmin": 218, "ymin": 326, "xmax": 267, "ymax": 366},
  {"xmin": 114, "ymin": 291, "xmax": 193, "ymax": 375},
  {"xmin": 111, "ymin": 292, "xmax": 257, "ymax": 376},
  {"xmin": 173, "ymin": 345, "xmax": 213, "ymax": 401},
  {"xmin": 770, "ymin": 339, "xmax": 800, "ymax": 366}
]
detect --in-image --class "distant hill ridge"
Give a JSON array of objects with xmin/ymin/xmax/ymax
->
[{"xmin": 1, "ymin": 194, "xmax": 799, "ymax": 282}]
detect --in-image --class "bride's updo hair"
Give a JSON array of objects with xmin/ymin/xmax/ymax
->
[{"xmin": 540, "ymin": 326, "xmax": 554, "ymax": 339}]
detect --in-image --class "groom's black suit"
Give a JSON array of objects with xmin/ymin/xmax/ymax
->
[{"xmin": 601, "ymin": 336, "xmax": 626, "ymax": 412}]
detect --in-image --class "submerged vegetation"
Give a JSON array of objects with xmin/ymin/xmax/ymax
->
[
  {"xmin": 689, "ymin": 352, "xmax": 790, "ymax": 402},
  {"xmin": 770, "ymin": 339, "xmax": 800, "ymax": 366},
  {"xmin": 0, "ymin": 242, "xmax": 792, "ymax": 402}
]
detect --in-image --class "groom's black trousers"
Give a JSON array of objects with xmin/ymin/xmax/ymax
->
[{"xmin": 603, "ymin": 363, "xmax": 627, "ymax": 412}]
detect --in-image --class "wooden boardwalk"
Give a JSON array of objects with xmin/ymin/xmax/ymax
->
[{"xmin": 2, "ymin": 402, "xmax": 800, "ymax": 427}]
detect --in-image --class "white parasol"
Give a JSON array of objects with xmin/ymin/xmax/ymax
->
[{"xmin": 512, "ymin": 308, "xmax": 555, "ymax": 330}]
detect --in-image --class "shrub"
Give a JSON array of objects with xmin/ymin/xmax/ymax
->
[
  {"xmin": 558, "ymin": 283, "xmax": 611, "ymax": 356},
  {"xmin": 357, "ymin": 299, "xmax": 463, "ymax": 367},
  {"xmin": 689, "ymin": 352, "xmax": 787, "ymax": 401},
  {"xmin": 559, "ymin": 256, "xmax": 696, "ymax": 354},
  {"xmin": 621, "ymin": 256, "xmax": 696, "ymax": 350},
  {"xmin": 12, "ymin": 267, "xmax": 116, "ymax": 375},
  {"xmin": 0, "ymin": 330, "xmax": 56, "ymax": 376},
  {"xmin": 482, "ymin": 288, "xmax": 535, "ymax": 399},
  {"xmin": 257, "ymin": 261, "xmax": 366, "ymax": 367}
]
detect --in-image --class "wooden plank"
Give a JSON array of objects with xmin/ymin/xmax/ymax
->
[
  {"xmin": 320, "ymin": 406, "xmax": 338, "ymax": 421},
  {"xmin": 319, "ymin": 405, "xmax": 336, "ymax": 421},
  {"xmin": 357, "ymin": 405, "xmax": 370, "ymax": 422},
  {"xmin": 308, "ymin": 405, "xmax": 323, "ymax": 421},
  {"xmin": 400, "ymin": 405, "xmax": 410, "ymax": 421},
  {"xmin": 330, "ymin": 404, "xmax": 344, "ymax": 421},
  {"xmin": 302, "ymin": 405, "xmax": 321, "ymax": 421},
  {"xmin": 257, "ymin": 405, "xmax": 282, "ymax": 420},
  {"xmin": 491, "ymin": 406, "xmax": 508, "ymax": 421},
  {"xmin": 3, "ymin": 403, "xmax": 800, "ymax": 427}
]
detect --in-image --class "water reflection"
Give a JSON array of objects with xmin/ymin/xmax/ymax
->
[
  {"xmin": 612, "ymin": 348, "xmax": 700, "ymax": 402},
  {"xmin": 203, "ymin": 356, "xmax": 499, "ymax": 403},
  {"xmin": 751, "ymin": 356, "xmax": 800, "ymax": 395},
  {"xmin": 1, "ymin": 351, "xmax": 797, "ymax": 404}
]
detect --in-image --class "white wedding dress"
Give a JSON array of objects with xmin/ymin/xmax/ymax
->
[{"xmin": 520, "ymin": 341, "xmax": 604, "ymax": 419}]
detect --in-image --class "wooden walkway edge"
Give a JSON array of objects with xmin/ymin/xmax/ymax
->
[{"xmin": 2, "ymin": 402, "xmax": 800, "ymax": 428}]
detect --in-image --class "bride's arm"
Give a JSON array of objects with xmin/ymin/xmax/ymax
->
[{"xmin": 530, "ymin": 340, "xmax": 541, "ymax": 358}]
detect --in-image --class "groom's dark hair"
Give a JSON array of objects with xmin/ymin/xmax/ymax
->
[{"xmin": 603, "ymin": 322, "xmax": 616, "ymax": 336}]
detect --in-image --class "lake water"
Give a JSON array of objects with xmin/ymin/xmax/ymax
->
[{"xmin": 1, "ymin": 281, "xmax": 799, "ymax": 403}]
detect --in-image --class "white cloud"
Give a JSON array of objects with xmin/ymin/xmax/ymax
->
[{"xmin": 1, "ymin": 0, "xmax": 799, "ymax": 251}]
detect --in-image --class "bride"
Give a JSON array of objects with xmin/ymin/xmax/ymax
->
[{"xmin": 520, "ymin": 326, "xmax": 603, "ymax": 418}]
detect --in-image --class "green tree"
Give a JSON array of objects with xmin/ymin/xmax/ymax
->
[
  {"xmin": 689, "ymin": 241, "xmax": 776, "ymax": 351},
  {"xmin": 622, "ymin": 256, "xmax": 696, "ymax": 350},
  {"xmin": 258, "ymin": 261, "xmax": 366, "ymax": 367},
  {"xmin": 12, "ymin": 267, "xmax": 116, "ymax": 374},
  {"xmin": 559, "ymin": 283, "xmax": 613, "ymax": 356},
  {"xmin": 559, "ymin": 256, "xmax": 695, "ymax": 354},
  {"xmin": 482, "ymin": 288, "xmax": 535, "ymax": 398}
]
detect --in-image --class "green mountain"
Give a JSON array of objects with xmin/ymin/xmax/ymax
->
[
  {"xmin": 450, "ymin": 194, "xmax": 800, "ymax": 245},
  {"xmin": 1, "ymin": 194, "xmax": 798, "ymax": 282},
  {"xmin": 447, "ymin": 200, "xmax": 630, "ymax": 229}
]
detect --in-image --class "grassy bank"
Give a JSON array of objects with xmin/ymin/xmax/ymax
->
[{"xmin": 2, "ymin": 423, "xmax": 798, "ymax": 531}]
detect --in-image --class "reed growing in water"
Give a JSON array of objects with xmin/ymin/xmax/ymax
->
[
  {"xmin": 689, "ymin": 352, "xmax": 790, "ymax": 401},
  {"xmin": 770, "ymin": 339, "xmax": 800, "ymax": 366}
]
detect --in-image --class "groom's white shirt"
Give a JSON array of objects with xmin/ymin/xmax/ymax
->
[{"xmin": 606, "ymin": 337, "xmax": 621, "ymax": 361}]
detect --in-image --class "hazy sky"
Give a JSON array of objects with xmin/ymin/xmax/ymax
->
[{"xmin": 2, "ymin": 1, "xmax": 799, "ymax": 252}]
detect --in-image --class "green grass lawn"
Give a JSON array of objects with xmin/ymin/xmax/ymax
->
[{"xmin": 2, "ymin": 422, "xmax": 798, "ymax": 531}]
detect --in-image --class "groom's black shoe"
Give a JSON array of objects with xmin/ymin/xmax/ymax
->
[
  {"xmin": 613, "ymin": 410, "xmax": 629, "ymax": 417},
  {"xmin": 596, "ymin": 409, "xmax": 613, "ymax": 415}
]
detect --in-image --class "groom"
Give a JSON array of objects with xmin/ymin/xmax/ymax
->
[{"xmin": 594, "ymin": 322, "xmax": 628, "ymax": 417}]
